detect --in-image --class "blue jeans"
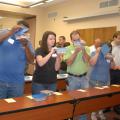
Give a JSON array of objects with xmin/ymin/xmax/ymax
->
[
  {"xmin": 32, "ymin": 82, "xmax": 56, "ymax": 94},
  {"xmin": 67, "ymin": 75, "xmax": 89, "ymax": 91},
  {"xmin": 0, "ymin": 81, "xmax": 24, "ymax": 99},
  {"xmin": 67, "ymin": 75, "xmax": 89, "ymax": 120},
  {"xmin": 89, "ymin": 80, "xmax": 110, "ymax": 88},
  {"xmin": 74, "ymin": 114, "xmax": 87, "ymax": 120}
]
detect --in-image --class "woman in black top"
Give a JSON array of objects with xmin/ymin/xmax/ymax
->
[{"xmin": 32, "ymin": 31, "xmax": 61, "ymax": 94}]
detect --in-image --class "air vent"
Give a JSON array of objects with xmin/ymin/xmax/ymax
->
[
  {"xmin": 99, "ymin": 0, "xmax": 119, "ymax": 8},
  {"xmin": 109, "ymin": 0, "xmax": 119, "ymax": 6},
  {"xmin": 100, "ymin": 1, "xmax": 109, "ymax": 8},
  {"xmin": 48, "ymin": 12, "xmax": 57, "ymax": 18}
]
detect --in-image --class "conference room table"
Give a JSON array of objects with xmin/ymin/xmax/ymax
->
[
  {"xmin": 0, "ymin": 85, "xmax": 120, "ymax": 120},
  {"xmin": 69, "ymin": 85, "xmax": 120, "ymax": 116}
]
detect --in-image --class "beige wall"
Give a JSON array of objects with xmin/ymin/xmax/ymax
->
[
  {"xmin": 0, "ymin": 17, "xmax": 19, "ymax": 29},
  {"xmin": 40, "ymin": 0, "xmax": 120, "ymax": 45},
  {"xmin": 0, "ymin": 3, "xmax": 44, "ymax": 48}
]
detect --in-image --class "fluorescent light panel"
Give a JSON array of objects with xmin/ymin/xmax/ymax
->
[
  {"xmin": 30, "ymin": 2, "xmax": 44, "ymax": 8},
  {"xmin": 0, "ymin": 0, "xmax": 54, "ymax": 8},
  {"xmin": 45, "ymin": 0, "xmax": 54, "ymax": 3}
]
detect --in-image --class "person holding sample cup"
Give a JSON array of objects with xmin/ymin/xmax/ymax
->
[
  {"xmin": 63, "ymin": 30, "xmax": 90, "ymax": 120},
  {"xmin": 0, "ymin": 20, "xmax": 34, "ymax": 98},
  {"xmin": 32, "ymin": 31, "xmax": 61, "ymax": 94}
]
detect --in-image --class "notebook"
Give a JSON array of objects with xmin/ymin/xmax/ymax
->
[{"xmin": 32, "ymin": 93, "xmax": 48, "ymax": 101}]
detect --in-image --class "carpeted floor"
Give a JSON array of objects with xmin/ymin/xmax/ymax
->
[{"xmin": 87, "ymin": 110, "xmax": 120, "ymax": 120}]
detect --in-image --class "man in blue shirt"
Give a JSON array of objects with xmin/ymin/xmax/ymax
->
[
  {"xmin": 89, "ymin": 40, "xmax": 114, "ymax": 120},
  {"xmin": 0, "ymin": 21, "xmax": 34, "ymax": 98}
]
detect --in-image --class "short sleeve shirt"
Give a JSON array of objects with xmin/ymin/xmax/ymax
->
[
  {"xmin": 33, "ymin": 48, "xmax": 57, "ymax": 84},
  {"xmin": 0, "ymin": 29, "xmax": 34, "ymax": 83},
  {"xmin": 63, "ymin": 44, "xmax": 90, "ymax": 75}
]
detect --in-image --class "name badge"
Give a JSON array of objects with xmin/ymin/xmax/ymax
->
[
  {"xmin": 52, "ymin": 53, "xmax": 57, "ymax": 58},
  {"xmin": 8, "ymin": 38, "xmax": 14, "ymax": 44}
]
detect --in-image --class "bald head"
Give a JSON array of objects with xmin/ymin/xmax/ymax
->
[{"xmin": 94, "ymin": 38, "xmax": 102, "ymax": 48}]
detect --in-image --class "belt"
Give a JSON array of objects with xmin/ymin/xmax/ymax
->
[
  {"xmin": 111, "ymin": 69, "xmax": 120, "ymax": 71},
  {"xmin": 68, "ymin": 72, "xmax": 87, "ymax": 77}
]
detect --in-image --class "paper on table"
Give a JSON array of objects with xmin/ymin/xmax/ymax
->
[
  {"xmin": 53, "ymin": 92, "xmax": 63, "ymax": 96},
  {"xmin": 95, "ymin": 87, "xmax": 104, "ymax": 89},
  {"xmin": 102, "ymin": 86, "xmax": 109, "ymax": 88},
  {"xmin": 4, "ymin": 98, "xmax": 16, "ymax": 103},
  {"xmin": 26, "ymin": 95, "xmax": 34, "ymax": 99},
  {"xmin": 112, "ymin": 84, "xmax": 120, "ymax": 87},
  {"xmin": 77, "ymin": 89, "xmax": 87, "ymax": 92}
]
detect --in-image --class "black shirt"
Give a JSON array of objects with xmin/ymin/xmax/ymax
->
[{"xmin": 33, "ymin": 48, "xmax": 57, "ymax": 84}]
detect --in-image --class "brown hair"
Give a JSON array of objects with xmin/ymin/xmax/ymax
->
[
  {"xmin": 17, "ymin": 20, "xmax": 29, "ymax": 28},
  {"xmin": 41, "ymin": 31, "xmax": 56, "ymax": 53},
  {"xmin": 113, "ymin": 31, "xmax": 120, "ymax": 39},
  {"xmin": 59, "ymin": 36, "xmax": 66, "ymax": 40},
  {"xmin": 70, "ymin": 30, "xmax": 80, "ymax": 40}
]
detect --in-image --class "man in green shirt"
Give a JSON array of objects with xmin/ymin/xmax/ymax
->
[
  {"xmin": 64, "ymin": 30, "xmax": 90, "ymax": 90},
  {"xmin": 64, "ymin": 30, "xmax": 90, "ymax": 120}
]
